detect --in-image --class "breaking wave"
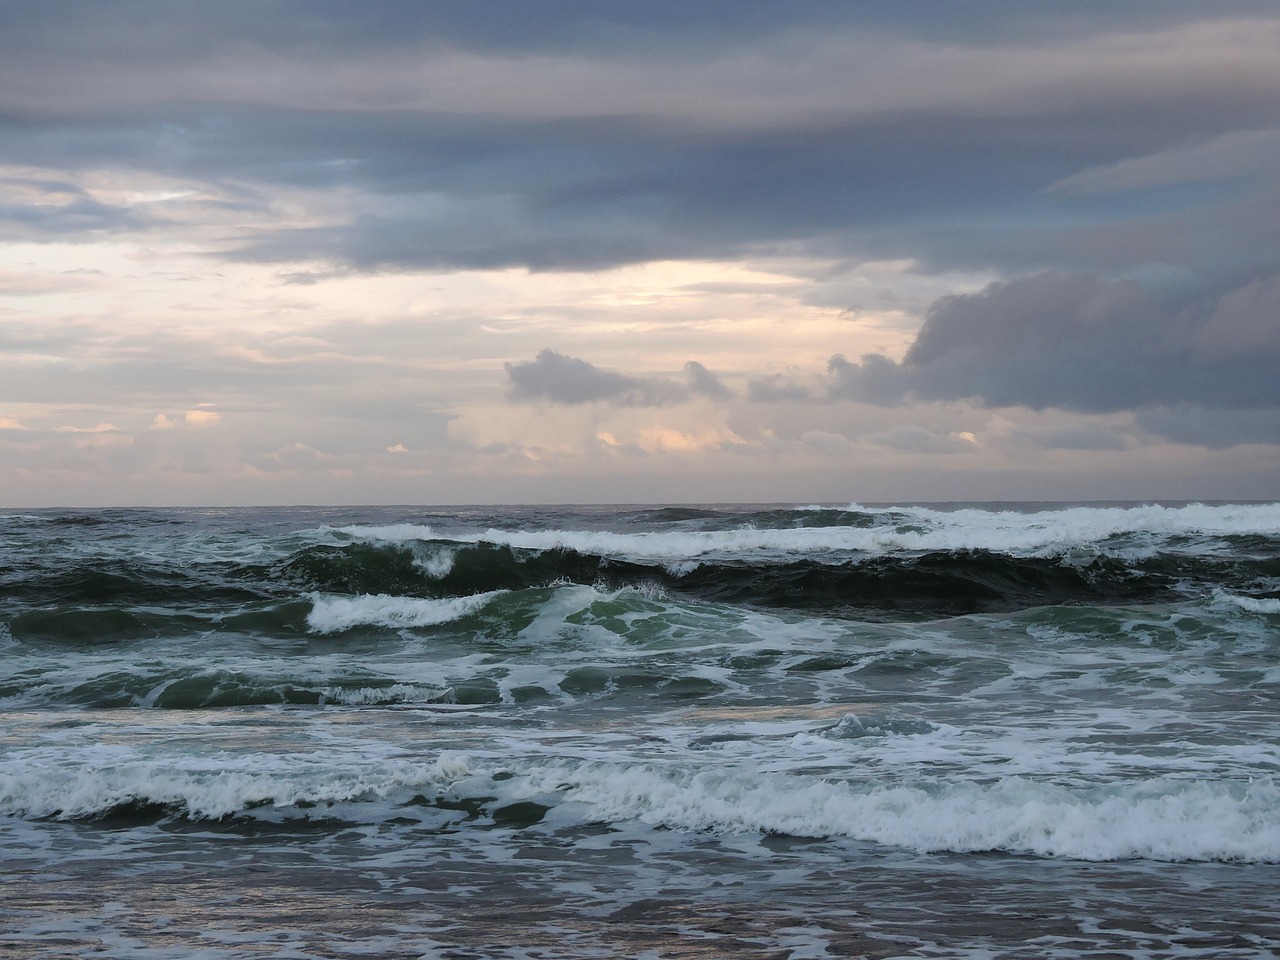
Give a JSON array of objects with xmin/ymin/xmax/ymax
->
[
  {"xmin": 4, "ymin": 749, "xmax": 1276, "ymax": 863},
  {"xmin": 336, "ymin": 501, "xmax": 1280, "ymax": 560},
  {"xmin": 306, "ymin": 590, "xmax": 507, "ymax": 633}
]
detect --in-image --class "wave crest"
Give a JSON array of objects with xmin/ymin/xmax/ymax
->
[
  {"xmin": 537, "ymin": 764, "xmax": 1280, "ymax": 862},
  {"xmin": 306, "ymin": 591, "xmax": 505, "ymax": 633}
]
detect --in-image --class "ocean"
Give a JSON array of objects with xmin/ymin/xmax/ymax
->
[{"xmin": 1, "ymin": 502, "xmax": 1278, "ymax": 958}]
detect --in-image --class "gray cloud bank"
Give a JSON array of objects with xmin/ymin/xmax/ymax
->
[
  {"xmin": 507, "ymin": 350, "xmax": 730, "ymax": 406},
  {"xmin": 512, "ymin": 267, "xmax": 1280, "ymax": 446},
  {"xmin": 2, "ymin": 2, "xmax": 1279, "ymax": 281},
  {"xmin": 741, "ymin": 270, "xmax": 1280, "ymax": 444},
  {"xmin": 753, "ymin": 270, "xmax": 1280, "ymax": 414}
]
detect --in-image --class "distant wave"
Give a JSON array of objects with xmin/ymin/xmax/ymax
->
[{"xmin": 334, "ymin": 501, "xmax": 1280, "ymax": 562}]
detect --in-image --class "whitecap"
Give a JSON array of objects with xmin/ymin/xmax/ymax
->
[
  {"xmin": 306, "ymin": 590, "xmax": 505, "ymax": 634},
  {"xmin": 0, "ymin": 747, "xmax": 475, "ymax": 821},
  {"xmin": 517, "ymin": 762, "xmax": 1280, "ymax": 863},
  {"xmin": 1214, "ymin": 591, "xmax": 1280, "ymax": 615},
  {"xmin": 330, "ymin": 502, "xmax": 1280, "ymax": 563}
]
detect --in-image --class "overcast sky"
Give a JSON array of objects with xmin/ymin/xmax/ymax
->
[{"xmin": 3, "ymin": 1, "xmax": 1279, "ymax": 505}]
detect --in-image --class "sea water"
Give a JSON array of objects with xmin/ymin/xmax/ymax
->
[{"xmin": 1, "ymin": 502, "xmax": 1278, "ymax": 957}]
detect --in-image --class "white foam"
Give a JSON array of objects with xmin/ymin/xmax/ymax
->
[
  {"xmin": 306, "ymin": 590, "xmax": 505, "ymax": 633},
  {"xmin": 1215, "ymin": 591, "xmax": 1280, "ymax": 614},
  {"xmin": 412, "ymin": 544, "xmax": 457, "ymax": 579},
  {"xmin": 5, "ymin": 738, "xmax": 1277, "ymax": 862},
  {"xmin": 332, "ymin": 522, "xmax": 438, "ymax": 541},
  {"xmin": 321, "ymin": 683, "xmax": 456, "ymax": 705},
  {"xmin": 529, "ymin": 763, "xmax": 1280, "ymax": 862},
  {"xmin": 0, "ymin": 747, "xmax": 474, "ymax": 820}
]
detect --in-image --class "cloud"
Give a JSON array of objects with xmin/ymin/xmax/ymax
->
[
  {"xmin": 506, "ymin": 349, "xmax": 678, "ymax": 405},
  {"xmin": 798, "ymin": 429, "xmax": 856, "ymax": 454},
  {"xmin": 1007, "ymin": 422, "xmax": 1138, "ymax": 452},
  {"xmin": 0, "ymin": 6, "xmax": 1277, "ymax": 279},
  {"xmin": 757, "ymin": 271, "xmax": 1280, "ymax": 416},
  {"xmin": 737, "ymin": 267, "xmax": 1280, "ymax": 452},
  {"xmin": 866, "ymin": 426, "xmax": 978, "ymax": 454},
  {"xmin": 54, "ymin": 422, "xmax": 118, "ymax": 433},
  {"xmin": 506, "ymin": 349, "xmax": 730, "ymax": 407},
  {"xmin": 600, "ymin": 424, "xmax": 748, "ymax": 456},
  {"xmin": 684, "ymin": 360, "xmax": 732, "ymax": 399},
  {"xmin": 1047, "ymin": 128, "xmax": 1280, "ymax": 196},
  {"xmin": 1134, "ymin": 405, "xmax": 1280, "ymax": 448},
  {"xmin": 0, "ymin": 195, "xmax": 152, "ymax": 241},
  {"xmin": 259, "ymin": 441, "xmax": 338, "ymax": 470},
  {"xmin": 826, "ymin": 353, "xmax": 906, "ymax": 405},
  {"xmin": 184, "ymin": 408, "xmax": 222, "ymax": 426},
  {"xmin": 0, "ymin": 170, "xmax": 157, "ymax": 242}
]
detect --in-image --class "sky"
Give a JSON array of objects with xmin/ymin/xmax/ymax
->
[{"xmin": 2, "ymin": 1, "xmax": 1279, "ymax": 506}]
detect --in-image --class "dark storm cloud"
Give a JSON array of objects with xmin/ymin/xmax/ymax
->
[
  {"xmin": 909, "ymin": 271, "xmax": 1280, "ymax": 411},
  {"xmin": 2, "ymin": 2, "xmax": 1278, "ymax": 279},
  {"xmin": 749, "ymin": 270, "xmax": 1280, "ymax": 437},
  {"xmin": 0, "ymin": 197, "xmax": 152, "ymax": 238},
  {"xmin": 505, "ymin": 350, "xmax": 730, "ymax": 407},
  {"xmin": 0, "ymin": 1, "xmax": 843, "ymax": 62},
  {"xmin": 0, "ymin": 173, "xmax": 154, "ymax": 238},
  {"xmin": 216, "ymin": 108, "xmax": 1280, "ymax": 274},
  {"xmin": 1135, "ymin": 406, "xmax": 1280, "ymax": 449},
  {"xmin": 4, "ymin": 1, "xmax": 1274, "ymax": 63}
]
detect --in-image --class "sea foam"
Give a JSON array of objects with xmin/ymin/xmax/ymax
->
[
  {"xmin": 529, "ymin": 763, "xmax": 1280, "ymax": 862},
  {"xmin": 306, "ymin": 590, "xmax": 505, "ymax": 633},
  {"xmin": 6, "ymin": 745, "xmax": 1276, "ymax": 863},
  {"xmin": 0, "ymin": 748, "xmax": 473, "ymax": 820},
  {"xmin": 1215, "ymin": 591, "xmax": 1280, "ymax": 614}
]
